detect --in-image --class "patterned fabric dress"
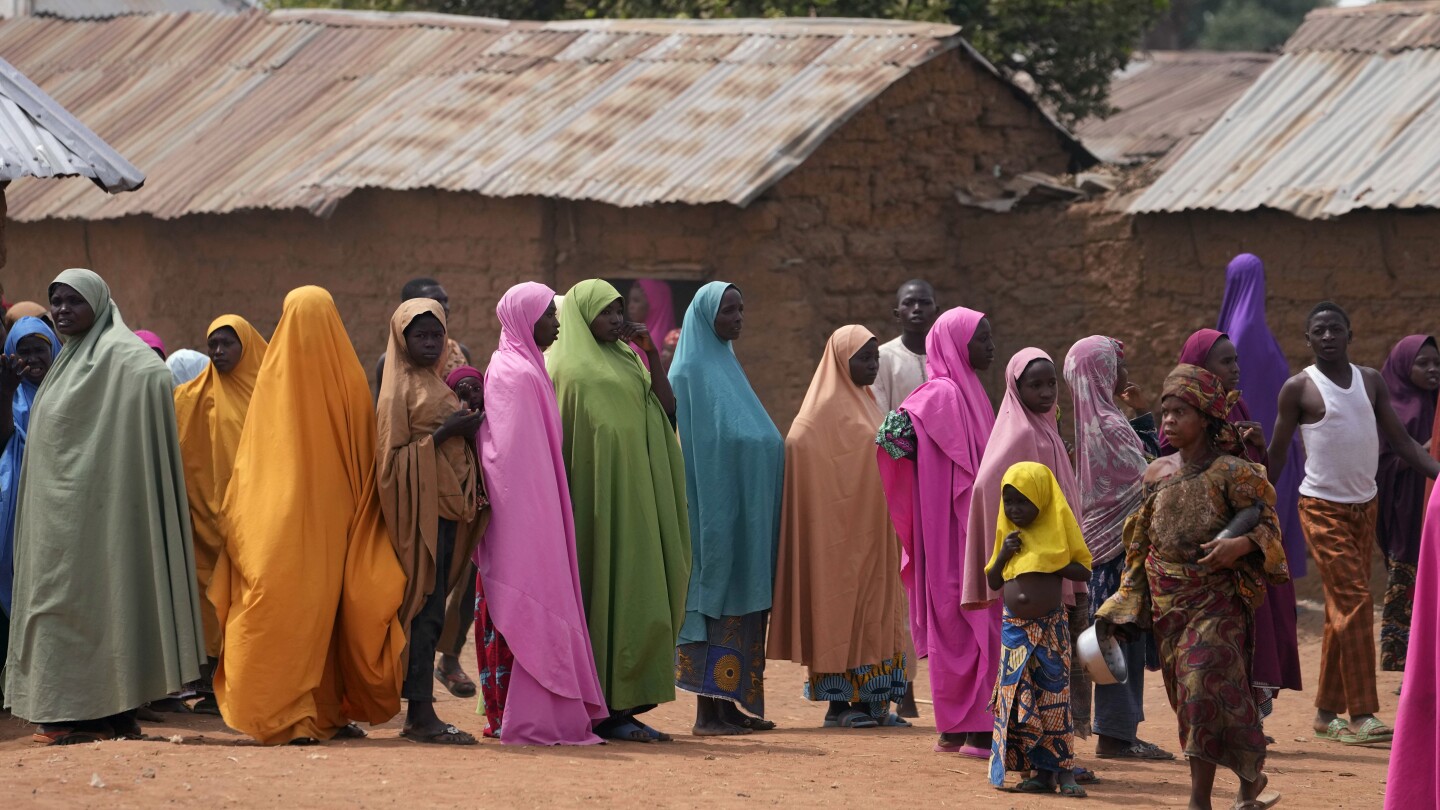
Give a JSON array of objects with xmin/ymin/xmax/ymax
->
[
  {"xmin": 1096, "ymin": 454, "xmax": 1288, "ymax": 782},
  {"xmin": 989, "ymin": 608, "xmax": 1076, "ymax": 785},
  {"xmin": 675, "ymin": 612, "xmax": 767, "ymax": 716},
  {"xmin": 474, "ymin": 573, "xmax": 514, "ymax": 739},
  {"xmin": 802, "ymin": 653, "xmax": 909, "ymax": 720}
]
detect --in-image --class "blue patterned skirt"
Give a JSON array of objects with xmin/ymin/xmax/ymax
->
[{"xmin": 675, "ymin": 611, "xmax": 767, "ymax": 716}]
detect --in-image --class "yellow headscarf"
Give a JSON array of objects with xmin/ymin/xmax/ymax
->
[
  {"xmin": 174, "ymin": 315, "xmax": 268, "ymax": 658},
  {"xmin": 987, "ymin": 461, "xmax": 1093, "ymax": 582}
]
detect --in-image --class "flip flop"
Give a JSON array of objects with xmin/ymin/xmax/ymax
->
[
  {"xmin": 825, "ymin": 708, "xmax": 879, "ymax": 729},
  {"xmin": 1059, "ymin": 783, "xmax": 1089, "ymax": 799},
  {"xmin": 1096, "ymin": 741, "xmax": 1175, "ymax": 760},
  {"xmin": 1234, "ymin": 792, "xmax": 1281, "ymax": 810},
  {"xmin": 879, "ymin": 713, "xmax": 912, "ymax": 727},
  {"xmin": 597, "ymin": 720, "xmax": 654, "ymax": 743},
  {"xmin": 958, "ymin": 744, "xmax": 990, "ymax": 759},
  {"xmin": 631, "ymin": 720, "xmax": 674, "ymax": 742},
  {"xmin": 1340, "ymin": 717, "xmax": 1393, "ymax": 746},
  {"xmin": 433, "ymin": 666, "xmax": 478, "ymax": 699},
  {"xmin": 732, "ymin": 716, "xmax": 777, "ymax": 732},
  {"xmin": 1073, "ymin": 767, "xmax": 1100, "ymax": 785},
  {"xmin": 1313, "ymin": 718, "xmax": 1348, "ymax": 742},
  {"xmin": 400, "ymin": 724, "xmax": 478, "ymax": 746},
  {"xmin": 333, "ymin": 723, "xmax": 368, "ymax": 740},
  {"xmin": 1008, "ymin": 778, "xmax": 1057, "ymax": 794}
]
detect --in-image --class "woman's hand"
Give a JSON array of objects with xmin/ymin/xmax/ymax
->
[
  {"xmin": 1198, "ymin": 534, "xmax": 1258, "ymax": 570},
  {"xmin": 1235, "ymin": 420, "xmax": 1265, "ymax": 448},
  {"xmin": 1001, "ymin": 531, "xmax": 1023, "ymax": 561},
  {"xmin": 1095, "ymin": 616, "xmax": 1139, "ymax": 644},
  {"xmin": 622, "ymin": 322, "xmax": 657, "ymax": 355},
  {"xmin": 0, "ymin": 355, "xmax": 28, "ymax": 395},
  {"xmin": 1117, "ymin": 383, "xmax": 1150, "ymax": 413},
  {"xmin": 435, "ymin": 406, "xmax": 484, "ymax": 444}
]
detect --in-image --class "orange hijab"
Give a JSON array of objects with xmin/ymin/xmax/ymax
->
[
  {"xmin": 213, "ymin": 287, "xmax": 406, "ymax": 744},
  {"xmin": 769, "ymin": 325, "xmax": 907, "ymax": 672},
  {"xmin": 376, "ymin": 299, "xmax": 484, "ymax": 629},
  {"xmin": 174, "ymin": 315, "xmax": 268, "ymax": 658}
]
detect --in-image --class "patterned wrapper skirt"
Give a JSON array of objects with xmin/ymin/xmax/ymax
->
[
  {"xmin": 989, "ymin": 607, "xmax": 1076, "ymax": 787},
  {"xmin": 803, "ymin": 651, "xmax": 909, "ymax": 720},
  {"xmin": 474, "ymin": 575, "xmax": 514, "ymax": 739},
  {"xmin": 675, "ymin": 611, "xmax": 767, "ymax": 717}
]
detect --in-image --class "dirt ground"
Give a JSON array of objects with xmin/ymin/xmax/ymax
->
[{"xmin": 0, "ymin": 602, "xmax": 1393, "ymax": 809}]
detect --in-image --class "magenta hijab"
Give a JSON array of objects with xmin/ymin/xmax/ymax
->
[
  {"xmin": 1064, "ymin": 336, "xmax": 1147, "ymax": 566},
  {"xmin": 445, "ymin": 365, "xmax": 481, "ymax": 390},
  {"xmin": 964, "ymin": 348, "xmax": 1083, "ymax": 608},
  {"xmin": 1165, "ymin": 328, "xmax": 1259, "ymax": 459},
  {"xmin": 877, "ymin": 307, "xmax": 998, "ymax": 735},
  {"xmin": 478, "ymin": 281, "xmax": 606, "ymax": 745},
  {"xmin": 135, "ymin": 329, "xmax": 166, "ymax": 359},
  {"xmin": 633, "ymin": 279, "xmax": 675, "ymax": 339},
  {"xmin": 1385, "ymin": 486, "xmax": 1440, "ymax": 808}
]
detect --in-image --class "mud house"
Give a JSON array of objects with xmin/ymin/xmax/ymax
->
[{"xmin": 0, "ymin": 10, "xmax": 1093, "ymax": 423}]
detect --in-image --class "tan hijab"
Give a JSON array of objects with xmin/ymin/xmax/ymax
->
[
  {"xmin": 768, "ymin": 325, "xmax": 908, "ymax": 672},
  {"xmin": 376, "ymin": 299, "xmax": 484, "ymax": 629}
]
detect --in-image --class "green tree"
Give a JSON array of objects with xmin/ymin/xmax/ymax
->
[
  {"xmin": 271, "ymin": 0, "xmax": 1164, "ymax": 123},
  {"xmin": 1196, "ymin": 0, "xmax": 1327, "ymax": 51}
]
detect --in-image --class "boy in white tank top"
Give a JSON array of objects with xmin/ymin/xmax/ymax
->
[{"xmin": 1268, "ymin": 302, "xmax": 1439, "ymax": 746}]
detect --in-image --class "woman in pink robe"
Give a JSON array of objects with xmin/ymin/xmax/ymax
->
[
  {"xmin": 877, "ymin": 307, "xmax": 996, "ymax": 755},
  {"xmin": 477, "ymin": 281, "xmax": 607, "ymax": 745},
  {"xmin": 1384, "ymin": 471, "xmax": 1440, "ymax": 807}
]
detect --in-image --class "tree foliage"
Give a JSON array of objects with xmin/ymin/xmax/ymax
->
[
  {"xmin": 1144, "ymin": 0, "xmax": 1328, "ymax": 51},
  {"xmin": 272, "ymin": 0, "xmax": 1164, "ymax": 124}
]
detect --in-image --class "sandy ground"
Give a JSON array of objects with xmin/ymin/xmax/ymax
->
[{"xmin": 0, "ymin": 604, "xmax": 1394, "ymax": 809}]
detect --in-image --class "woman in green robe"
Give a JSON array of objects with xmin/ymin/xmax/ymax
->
[
  {"xmin": 4, "ymin": 269, "xmax": 204, "ymax": 745},
  {"xmin": 548, "ymin": 279, "xmax": 690, "ymax": 743}
]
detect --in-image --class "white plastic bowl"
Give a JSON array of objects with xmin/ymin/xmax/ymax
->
[{"xmin": 1077, "ymin": 625, "xmax": 1128, "ymax": 685}]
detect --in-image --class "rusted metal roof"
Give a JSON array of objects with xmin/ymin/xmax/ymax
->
[
  {"xmin": 0, "ymin": 55, "xmax": 144, "ymax": 191},
  {"xmin": 1130, "ymin": 2, "xmax": 1440, "ymax": 219},
  {"xmin": 1075, "ymin": 51, "xmax": 1274, "ymax": 167},
  {"xmin": 31, "ymin": 0, "xmax": 257, "ymax": 20},
  {"xmin": 0, "ymin": 12, "xmax": 1082, "ymax": 221}
]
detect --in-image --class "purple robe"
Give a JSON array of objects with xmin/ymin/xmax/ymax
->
[{"xmin": 1377, "ymin": 335, "xmax": 1437, "ymax": 565}]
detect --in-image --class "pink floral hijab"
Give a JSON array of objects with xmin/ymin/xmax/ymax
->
[{"xmin": 1063, "ymin": 336, "xmax": 1148, "ymax": 565}]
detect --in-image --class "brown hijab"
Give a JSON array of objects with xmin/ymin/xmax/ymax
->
[{"xmin": 376, "ymin": 299, "xmax": 485, "ymax": 628}]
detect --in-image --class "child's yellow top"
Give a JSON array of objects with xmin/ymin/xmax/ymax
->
[{"xmin": 988, "ymin": 461, "xmax": 1093, "ymax": 581}]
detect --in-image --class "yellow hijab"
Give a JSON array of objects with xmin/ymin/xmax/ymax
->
[
  {"xmin": 376, "ymin": 299, "xmax": 483, "ymax": 630},
  {"xmin": 213, "ymin": 287, "xmax": 406, "ymax": 744},
  {"xmin": 174, "ymin": 315, "xmax": 268, "ymax": 658},
  {"xmin": 988, "ymin": 461, "xmax": 1093, "ymax": 582}
]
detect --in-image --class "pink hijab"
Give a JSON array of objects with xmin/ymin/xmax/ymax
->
[
  {"xmin": 963, "ymin": 348, "xmax": 1083, "ymax": 608},
  {"xmin": 135, "ymin": 329, "xmax": 166, "ymax": 359},
  {"xmin": 1385, "ymin": 482, "xmax": 1440, "ymax": 807},
  {"xmin": 1064, "ymin": 336, "xmax": 1147, "ymax": 565},
  {"xmin": 877, "ymin": 307, "xmax": 998, "ymax": 735},
  {"xmin": 478, "ymin": 281, "xmax": 606, "ymax": 745}
]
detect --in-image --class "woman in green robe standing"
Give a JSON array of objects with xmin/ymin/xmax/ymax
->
[
  {"xmin": 548, "ymin": 279, "xmax": 690, "ymax": 743},
  {"xmin": 5, "ymin": 269, "xmax": 204, "ymax": 745}
]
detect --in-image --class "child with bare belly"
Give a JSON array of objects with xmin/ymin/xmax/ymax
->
[{"xmin": 984, "ymin": 462, "xmax": 1093, "ymax": 797}]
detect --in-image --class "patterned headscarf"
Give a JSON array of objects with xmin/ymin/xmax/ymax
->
[{"xmin": 1161, "ymin": 364, "xmax": 1244, "ymax": 455}]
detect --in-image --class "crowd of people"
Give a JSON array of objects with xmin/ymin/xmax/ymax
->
[{"xmin": 0, "ymin": 258, "xmax": 1432, "ymax": 808}]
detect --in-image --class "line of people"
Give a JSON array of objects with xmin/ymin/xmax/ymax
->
[{"xmin": 0, "ymin": 261, "xmax": 1432, "ymax": 807}]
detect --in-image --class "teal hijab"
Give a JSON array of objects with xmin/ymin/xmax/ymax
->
[{"xmin": 669, "ymin": 281, "xmax": 784, "ymax": 639}]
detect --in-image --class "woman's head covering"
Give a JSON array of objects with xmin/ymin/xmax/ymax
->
[
  {"xmin": 135, "ymin": 329, "xmax": 167, "ymax": 359},
  {"xmin": 899, "ymin": 307, "xmax": 995, "ymax": 474},
  {"xmin": 1381, "ymin": 335, "xmax": 1437, "ymax": 445},
  {"xmin": 172, "ymin": 315, "xmax": 268, "ymax": 658},
  {"xmin": 547, "ymin": 279, "xmax": 651, "ymax": 398},
  {"xmin": 1064, "ymin": 336, "xmax": 1148, "ymax": 565},
  {"xmin": 1167, "ymin": 327, "xmax": 1255, "ymax": 457},
  {"xmin": 669, "ymin": 280, "xmax": 785, "ymax": 624},
  {"xmin": 794, "ymin": 325, "xmax": 879, "ymax": 427},
  {"xmin": 987, "ymin": 461, "xmax": 1092, "ymax": 584},
  {"xmin": 445, "ymin": 365, "xmax": 482, "ymax": 390},
  {"xmin": 376, "ymin": 298, "xmax": 481, "ymax": 629},
  {"xmin": 633, "ymin": 279, "xmax": 676, "ymax": 341},
  {"xmin": 1178, "ymin": 328, "xmax": 1226, "ymax": 367},
  {"xmin": 4, "ymin": 301, "xmax": 47, "ymax": 329},
  {"xmin": 1161, "ymin": 364, "xmax": 1243, "ymax": 455},
  {"xmin": 167, "ymin": 349, "xmax": 212, "ymax": 387},
  {"xmin": 0, "ymin": 316, "xmax": 60, "ymax": 612},
  {"xmin": 964, "ymin": 347, "xmax": 1080, "ymax": 607},
  {"xmin": 216, "ymin": 286, "xmax": 406, "ymax": 741}
]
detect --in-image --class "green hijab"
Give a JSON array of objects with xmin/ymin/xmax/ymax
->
[
  {"xmin": 4, "ymin": 269, "xmax": 204, "ymax": 723},
  {"xmin": 547, "ymin": 279, "xmax": 691, "ymax": 711}
]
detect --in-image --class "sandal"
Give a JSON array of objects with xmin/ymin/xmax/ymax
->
[
  {"xmin": 1340, "ymin": 717, "xmax": 1393, "ymax": 746},
  {"xmin": 433, "ymin": 666, "xmax": 478, "ymax": 699},
  {"xmin": 1059, "ymin": 783, "xmax": 1089, "ymax": 798},
  {"xmin": 1096, "ymin": 740, "xmax": 1175, "ymax": 760},
  {"xmin": 1073, "ymin": 767, "xmax": 1100, "ymax": 785},
  {"xmin": 731, "ymin": 716, "xmax": 777, "ymax": 732},
  {"xmin": 598, "ymin": 720, "xmax": 655, "ymax": 743},
  {"xmin": 33, "ymin": 725, "xmax": 112, "ymax": 746},
  {"xmin": 631, "ymin": 720, "xmax": 674, "ymax": 742},
  {"xmin": 192, "ymin": 695, "xmax": 222, "ymax": 716},
  {"xmin": 333, "ymin": 723, "xmax": 367, "ymax": 740},
  {"xmin": 879, "ymin": 713, "xmax": 912, "ymax": 727},
  {"xmin": 825, "ymin": 708, "xmax": 879, "ymax": 729},
  {"xmin": 400, "ymin": 724, "xmax": 478, "ymax": 746},
  {"xmin": 1009, "ymin": 778, "xmax": 1057, "ymax": 794},
  {"xmin": 957, "ymin": 744, "xmax": 990, "ymax": 759},
  {"xmin": 1314, "ymin": 718, "xmax": 1348, "ymax": 742}
]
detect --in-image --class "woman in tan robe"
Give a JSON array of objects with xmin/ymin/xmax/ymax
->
[
  {"xmin": 768, "ymin": 325, "xmax": 910, "ymax": 728},
  {"xmin": 376, "ymin": 298, "xmax": 487, "ymax": 745}
]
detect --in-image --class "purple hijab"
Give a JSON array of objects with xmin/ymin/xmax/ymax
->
[
  {"xmin": 1377, "ymin": 335, "xmax": 1437, "ymax": 565},
  {"xmin": 1216, "ymin": 253, "xmax": 1307, "ymax": 577}
]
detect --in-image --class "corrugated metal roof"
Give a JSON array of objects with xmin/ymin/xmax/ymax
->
[
  {"xmin": 0, "ymin": 12, "xmax": 1083, "ymax": 221},
  {"xmin": 32, "ymin": 0, "xmax": 257, "ymax": 21},
  {"xmin": 1075, "ymin": 51, "xmax": 1274, "ymax": 166},
  {"xmin": 0, "ymin": 55, "xmax": 144, "ymax": 191},
  {"xmin": 1131, "ymin": 3, "xmax": 1440, "ymax": 218}
]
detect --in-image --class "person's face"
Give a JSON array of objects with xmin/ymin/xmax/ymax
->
[
  {"xmin": 1204, "ymin": 337, "xmax": 1241, "ymax": 391},
  {"xmin": 1113, "ymin": 353, "xmax": 1130, "ymax": 396},
  {"xmin": 1160, "ymin": 396, "xmax": 1206, "ymax": 451},
  {"xmin": 1305, "ymin": 312, "xmax": 1351, "ymax": 363},
  {"xmin": 626, "ymin": 284, "xmax": 650, "ymax": 323},
  {"xmin": 968, "ymin": 318, "xmax": 996, "ymax": 371},
  {"xmin": 1002, "ymin": 485, "xmax": 1040, "ymax": 527},
  {"xmin": 453, "ymin": 375, "xmax": 484, "ymax": 409},
  {"xmin": 419, "ymin": 285, "xmax": 451, "ymax": 317},
  {"xmin": 589, "ymin": 298, "xmax": 625, "ymax": 344},
  {"xmin": 713, "ymin": 287, "xmax": 744, "ymax": 342},
  {"xmin": 894, "ymin": 284, "xmax": 938, "ymax": 336},
  {"xmin": 403, "ymin": 312, "xmax": 446, "ymax": 367},
  {"xmin": 207, "ymin": 326, "xmax": 244, "ymax": 374},
  {"xmin": 1017, "ymin": 358, "xmax": 1058, "ymax": 414},
  {"xmin": 533, "ymin": 301, "xmax": 560, "ymax": 349},
  {"xmin": 848, "ymin": 338, "xmax": 880, "ymax": 387},
  {"xmin": 15, "ymin": 334, "xmax": 52, "ymax": 383},
  {"xmin": 49, "ymin": 284, "xmax": 95, "ymax": 337},
  {"xmin": 1410, "ymin": 342, "xmax": 1440, "ymax": 391}
]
